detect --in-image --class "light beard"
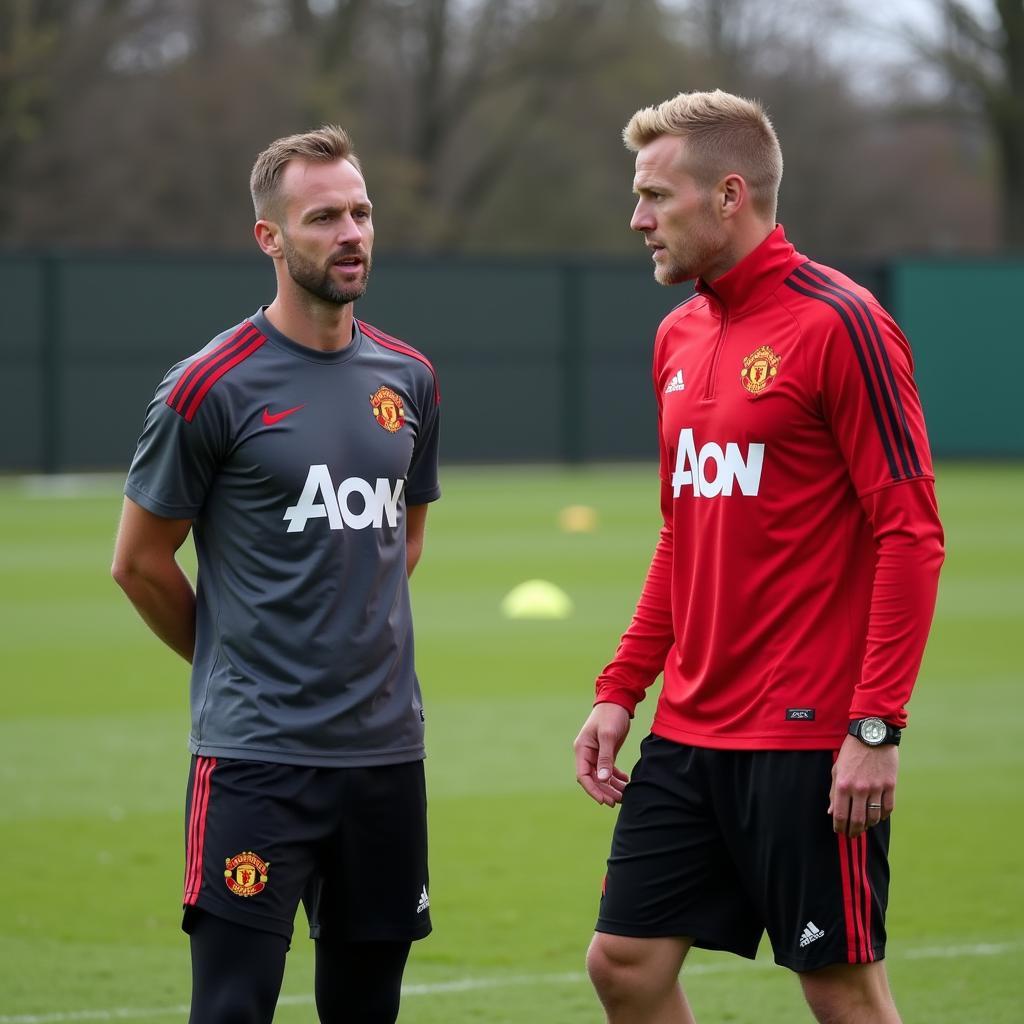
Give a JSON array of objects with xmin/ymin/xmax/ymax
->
[
  {"xmin": 653, "ymin": 200, "xmax": 724, "ymax": 286},
  {"xmin": 654, "ymin": 258, "xmax": 696, "ymax": 287},
  {"xmin": 282, "ymin": 239, "xmax": 371, "ymax": 306}
]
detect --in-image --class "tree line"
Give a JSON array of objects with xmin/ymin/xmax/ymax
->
[{"xmin": 1, "ymin": 0, "xmax": 1021, "ymax": 257}]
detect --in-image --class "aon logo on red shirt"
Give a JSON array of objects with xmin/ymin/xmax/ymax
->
[
  {"xmin": 284, "ymin": 465, "xmax": 404, "ymax": 532},
  {"xmin": 671, "ymin": 428, "xmax": 764, "ymax": 498}
]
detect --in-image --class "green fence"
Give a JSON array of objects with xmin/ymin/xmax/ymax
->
[
  {"xmin": 0, "ymin": 252, "xmax": 682, "ymax": 472},
  {"xmin": 3, "ymin": 249, "xmax": 1015, "ymax": 472},
  {"xmin": 891, "ymin": 261, "xmax": 1024, "ymax": 458}
]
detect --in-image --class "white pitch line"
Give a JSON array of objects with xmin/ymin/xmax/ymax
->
[
  {"xmin": 902, "ymin": 941, "xmax": 1015, "ymax": 960},
  {"xmin": 1, "ymin": 941, "xmax": 1018, "ymax": 1023},
  {"xmin": 18, "ymin": 474, "xmax": 122, "ymax": 499}
]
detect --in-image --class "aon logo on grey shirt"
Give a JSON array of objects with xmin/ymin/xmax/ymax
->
[{"xmin": 284, "ymin": 465, "xmax": 405, "ymax": 532}]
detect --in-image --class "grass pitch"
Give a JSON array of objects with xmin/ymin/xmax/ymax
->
[{"xmin": 1, "ymin": 463, "xmax": 1022, "ymax": 1023}]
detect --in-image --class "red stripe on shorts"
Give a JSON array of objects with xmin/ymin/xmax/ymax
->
[
  {"xmin": 836, "ymin": 832, "xmax": 860, "ymax": 962},
  {"xmin": 857, "ymin": 833, "xmax": 875, "ymax": 961},
  {"xmin": 184, "ymin": 756, "xmax": 216, "ymax": 906},
  {"xmin": 838, "ymin": 831, "xmax": 874, "ymax": 962}
]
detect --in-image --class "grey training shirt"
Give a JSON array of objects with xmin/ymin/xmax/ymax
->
[{"xmin": 125, "ymin": 309, "xmax": 441, "ymax": 767}]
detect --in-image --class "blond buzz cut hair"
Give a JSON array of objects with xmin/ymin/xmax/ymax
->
[
  {"xmin": 250, "ymin": 125, "xmax": 362, "ymax": 220},
  {"xmin": 624, "ymin": 90, "xmax": 782, "ymax": 221}
]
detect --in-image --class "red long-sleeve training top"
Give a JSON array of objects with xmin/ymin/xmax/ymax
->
[{"xmin": 594, "ymin": 226, "xmax": 945, "ymax": 750}]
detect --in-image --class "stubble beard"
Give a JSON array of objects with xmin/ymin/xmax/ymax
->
[
  {"xmin": 282, "ymin": 237, "xmax": 371, "ymax": 306},
  {"xmin": 654, "ymin": 256, "xmax": 695, "ymax": 287},
  {"xmin": 653, "ymin": 201, "xmax": 725, "ymax": 286}
]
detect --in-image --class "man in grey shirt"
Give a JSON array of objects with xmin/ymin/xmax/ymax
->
[{"xmin": 112, "ymin": 125, "xmax": 440, "ymax": 1024}]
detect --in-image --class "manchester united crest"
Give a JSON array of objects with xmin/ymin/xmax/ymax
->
[
  {"xmin": 370, "ymin": 386, "xmax": 405, "ymax": 433},
  {"xmin": 741, "ymin": 345, "xmax": 781, "ymax": 394},
  {"xmin": 224, "ymin": 851, "xmax": 269, "ymax": 897}
]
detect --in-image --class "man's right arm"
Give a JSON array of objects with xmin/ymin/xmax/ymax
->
[
  {"xmin": 575, "ymin": 327, "xmax": 677, "ymax": 805},
  {"xmin": 111, "ymin": 497, "xmax": 196, "ymax": 663},
  {"xmin": 575, "ymin": 485, "xmax": 676, "ymax": 805},
  {"xmin": 592, "ymin": 505, "xmax": 675, "ymax": 713}
]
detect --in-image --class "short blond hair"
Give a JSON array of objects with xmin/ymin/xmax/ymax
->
[
  {"xmin": 624, "ymin": 90, "xmax": 782, "ymax": 220},
  {"xmin": 250, "ymin": 125, "xmax": 362, "ymax": 218}
]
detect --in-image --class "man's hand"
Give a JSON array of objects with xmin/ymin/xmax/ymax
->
[
  {"xmin": 829, "ymin": 734, "xmax": 898, "ymax": 837},
  {"xmin": 574, "ymin": 703, "xmax": 631, "ymax": 806}
]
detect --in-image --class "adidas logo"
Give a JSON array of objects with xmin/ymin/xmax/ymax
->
[
  {"xmin": 664, "ymin": 370, "xmax": 685, "ymax": 393},
  {"xmin": 799, "ymin": 921, "xmax": 825, "ymax": 948},
  {"xmin": 416, "ymin": 884, "xmax": 430, "ymax": 915}
]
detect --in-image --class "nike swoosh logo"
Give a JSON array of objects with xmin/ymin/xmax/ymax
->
[{"xmin": 262, "ymin": 404, "xmax": 305, "ymax": 426}]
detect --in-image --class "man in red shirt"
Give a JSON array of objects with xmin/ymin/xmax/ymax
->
[{"xmin": 573, "ymin": 90, "xmax": 944, "ymax": 1024}]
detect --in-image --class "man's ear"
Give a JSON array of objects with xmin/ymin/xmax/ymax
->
[
  {"xmin": 254, "ymin": 219, "xmax": 283, "ymax": 258},
  {"xmin": 719, "ymin": 173, "xmax": 747, "ymax": 220}
]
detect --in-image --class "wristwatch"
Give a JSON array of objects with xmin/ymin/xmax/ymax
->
[{"xmin": 848, "ymin": 717, "xmax": 902, "ymax": 746}]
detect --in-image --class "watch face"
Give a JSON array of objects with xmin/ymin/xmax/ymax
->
[{"xmin": 860, "ymin": 718, "xmax": 888, "ymax": 745}]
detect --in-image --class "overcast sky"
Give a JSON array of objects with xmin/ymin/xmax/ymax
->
[{"xmin": 825, "ymin": 0, "xmax": 995, "ymax": 96}]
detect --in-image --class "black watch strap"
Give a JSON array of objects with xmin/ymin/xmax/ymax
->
[{"xmin": 848, "ymin": 717, "xmax": 902, "ymax": 746}]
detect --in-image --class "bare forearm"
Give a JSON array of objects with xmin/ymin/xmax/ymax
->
[
  {"xmin": 406, "ymin": 504, "xmax": 428, "ymax": 577},
  {"xmin": 406, "ymin": 539, "xmax": 423, "ymax": 577},
  {"xmin": 113, "ymin": 560, "xmax": 196, "ymax": 663}
]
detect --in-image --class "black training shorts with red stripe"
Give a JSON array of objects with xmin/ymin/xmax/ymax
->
[
  {"xmin": 183, "ymin": 756, "xmax": 431, "ymax": 944},
  {"xmin": 596, "ymin": 735, "xmax": 888, "ymax": 971}
]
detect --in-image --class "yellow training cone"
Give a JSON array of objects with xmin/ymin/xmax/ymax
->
[
  {"xmin": 501, "ymin": 579, "xmax": 573, "ymax": 620},
  {"xmin": 558, "ymin": 504, "xmax": 598, "ymax": 533}
]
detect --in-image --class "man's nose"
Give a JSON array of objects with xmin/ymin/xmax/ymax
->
[
  {"xmin": 336, "ymin": 213, "xmax": 363, "ymax": 246},
  {"xmin": 630, "ymin": 201, "xmax": 653, "ymax": 233}
]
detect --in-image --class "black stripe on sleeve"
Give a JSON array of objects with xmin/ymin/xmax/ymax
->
[
  {"xmin": 799, "ymin": 264, "xmax": 922, "ymax": 477},
  {"xmin": 784, "ymin": 274, "xmax": 903, "ymax": 481}
]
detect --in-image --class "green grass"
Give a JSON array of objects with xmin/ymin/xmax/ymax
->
[{"xmin": 1, "ymin": 463, "xmax": 1022, "ymax": 1022}]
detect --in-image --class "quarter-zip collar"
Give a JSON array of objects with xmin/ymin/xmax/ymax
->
[{"xmin": 695, "ymin": 224, "xmax": 805, "ymax": 318}]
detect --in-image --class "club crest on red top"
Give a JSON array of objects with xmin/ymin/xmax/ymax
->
[{"xmin": 741, "ymin": 345, "xmax": 781, "ymax": 394}]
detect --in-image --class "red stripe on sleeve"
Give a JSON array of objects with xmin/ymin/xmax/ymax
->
[
  {"xmin": 167, "ymin": 323, "xmax": 256, "ymax": 413},
  {"xmin": 358, "ymin": 321, "xmax": 441, "ymax": 404},
  {"xmin": 182, "ymin": 334, "xmax": 266, "ymax": 422}
]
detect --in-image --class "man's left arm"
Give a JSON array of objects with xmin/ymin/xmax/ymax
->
[
  {"xmin": 818, "ymin": 296, "xmax": 945, "ymax": 837},
  {"xmin": 406, "ymin": 504, "xmax": 428, "ymax": 576},
  {"xmin": 830, "ymin": 478, "xmax": 944, "ymax": 836}
]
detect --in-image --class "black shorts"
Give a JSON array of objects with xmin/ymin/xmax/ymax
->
[
  {"xmin": 596, "ymin": 735, "xmax": 889, "ymax": 972},
  {"xmin": 182, "ymin": 756, "xmax": 431, "ymax": 944}
]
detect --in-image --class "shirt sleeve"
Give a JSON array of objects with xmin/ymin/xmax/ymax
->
[
  {"xmin": 817, "ymin": 298, "xmax": 944, "ymax": 725},
  {"xmin": 593, "ymin": 329, "xmax": 676, "ymax": 715},
  {"xmin": 404, "ymin": 370, "xmax": 441, "ymax": 506},
  {"xmin": 817, "ymin": 297, "xmax": 934, "ymax": 492},
  {"xmin": 850, "ymin": 478, "xmax": 945, "ymax": 726},
  {"xmin": 124, "ymin": 363, "xmax": 227, "ymax": 519},
  {"xmin": 593, "ymin": 488, "xmax": 675, "ymax": 715}
]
